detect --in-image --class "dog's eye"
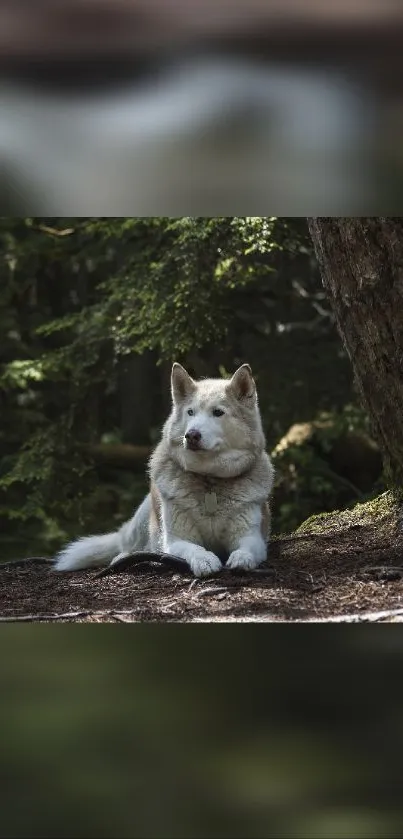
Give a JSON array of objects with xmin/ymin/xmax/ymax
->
[
  {"xmin": 213, "ymin": 409, "xmax": 224, "ymax": 417},
  {"xmin": 187, "ymin": 409, "xmax": 194, "ymax": 416}
]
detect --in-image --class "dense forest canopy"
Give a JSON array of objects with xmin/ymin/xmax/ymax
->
[{"xmin": 0, "ymin": 217, "xmax": 380, "ymax": 558}]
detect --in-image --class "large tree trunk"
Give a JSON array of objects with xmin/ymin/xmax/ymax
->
[{"xmin": 307, "ymin": 217, "xmax": 403, "ymax": 486}]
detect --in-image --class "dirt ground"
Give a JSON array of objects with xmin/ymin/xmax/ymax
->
[{"xmin": 2, "ymin": 501, "xmax": 403, "ymax": 622}]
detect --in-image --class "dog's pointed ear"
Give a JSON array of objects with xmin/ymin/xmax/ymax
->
[
  {"xmin": 171, "ymin": 363, "xmax": 196, "ymax": 403},
  {"xmin": 227, "ymin": 364, "xmax": 256, "ymax": 402}
]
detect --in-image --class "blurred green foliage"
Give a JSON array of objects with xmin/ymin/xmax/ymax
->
[
  {"xmin": 0, "ymin": 217, "xmax": 380, "ymax": 557},
  {"xmin": 0, "ymin": 628, "xmax": 402, "ymax": 838}
]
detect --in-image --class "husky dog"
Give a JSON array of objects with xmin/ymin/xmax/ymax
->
[{"xmin": 54, "ymin": 363, "xmax": 274, "ymax": 577}]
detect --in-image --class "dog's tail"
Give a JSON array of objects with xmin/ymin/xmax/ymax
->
[
  {"xmin": 54, "ymin": 531, "xmax": 120, "ymax": 571},
  {"xmin": 54, "ymin": 494, "xmax": 152, "ymax": 571}
]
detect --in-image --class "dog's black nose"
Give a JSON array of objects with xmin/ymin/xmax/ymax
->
[{"xmin": 185, "ymin": 429, "xmax": 202, "ymax": 444}]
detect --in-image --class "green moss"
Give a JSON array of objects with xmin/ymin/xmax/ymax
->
[
  {"xmin": 296, "ymin": 491, "xmax": 399, "ymax": 535},
  {"xmin": 296, "ymin": 510, "xmax": 340, "ymax": 534}
]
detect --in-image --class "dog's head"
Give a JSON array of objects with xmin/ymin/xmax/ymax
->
[{"xmin": 166, "ymin": 363, "xmax": 265, "ymax": 477}]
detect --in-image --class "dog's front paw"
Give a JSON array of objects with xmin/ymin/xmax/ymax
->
[
  {"xmin": 226, "ymin": 549, "xmax": 262, "ymax": 572},
  {"xmin": 189, "ymin": 550, "xmax": 222, "ymax": 578}
]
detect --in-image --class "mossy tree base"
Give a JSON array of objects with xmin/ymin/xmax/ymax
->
[{"xmin": 295, "ymin": 490, "xmax": 400, "ymax": 536}]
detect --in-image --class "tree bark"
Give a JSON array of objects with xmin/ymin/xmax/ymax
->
[
  {"xmin": 119, "ymin": 350, "xmax": 160, "ymax": 444},
  {"xmin": 307, "ymin": 217, "xmax": 403, "ymax": 486}
]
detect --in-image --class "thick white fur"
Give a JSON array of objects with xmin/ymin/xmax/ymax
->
[
  {"xmin": 54, "ymin": 364, "xmax": 274, "ymax": 577},
  {"xmin": 55, "ymin": 495, "xmax": 152, "ymax": 570}
]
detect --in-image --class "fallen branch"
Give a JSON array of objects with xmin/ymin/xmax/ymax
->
[
  {"xmin": 0, "ymin": 608, "xmax": 143, "ymax": 623},
  {"xmin": 0, "ymin": 610, "xmax": 95, "ymax": 622},
  {"xmin": 78, "ymin": 442, "xmax": 152, "ymax": 471},
  {"xmin": 360, "ymin": 565, "xmax": 403, "ymax": 581},
  {"xmin": 94, "ymin": 551, "xmax": 190, "ymax": 578},
  {"xmin": 308, "ymin": 607, "xmax": 403, "ymax": 623},
  {"xmin": 0, "ymin": 556, "xmax": 53, "ymax": 569},
  {"xmin": 195, "ymin": 586, "xmax": 228, "ymax": 598},
  {"xmin": 95, "ymin": 552, "xmax": 276, "ymax": 579}
]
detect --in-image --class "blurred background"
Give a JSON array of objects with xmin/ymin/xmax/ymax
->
[
  {"xmin": 0, "ymin": 216, "xmax": 386, "ymax": 560},
  {"xmin": 1, "ymin": 1, "xmax": 403, "ymax": 212},
  {"xmin": 0, "ymin": 625, "xmax": 403, "ymax": 838}
]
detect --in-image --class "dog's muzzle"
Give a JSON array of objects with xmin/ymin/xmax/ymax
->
[{"xmin": 184, "ymin": 429, "xmax": 202, "ymax": 451}]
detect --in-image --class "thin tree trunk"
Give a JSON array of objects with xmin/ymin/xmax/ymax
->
[
  {"xmin": 119, "ymin": 351, "xmax": 159, "ymax": 444},
  {"xmin": 307, "ymin": 217, "xmax": 403, "ymax": 485}
]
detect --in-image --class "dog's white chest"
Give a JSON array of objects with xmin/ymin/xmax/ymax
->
[{"xmin": 204, "ymin": 491, "xmax": 218, "ymax": 515}]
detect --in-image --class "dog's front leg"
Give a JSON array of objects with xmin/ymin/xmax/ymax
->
[
  {"xmin": 225, "ymin": 503, "xmax": 270, "ymax": 572},
  {"xmin": 226, "ymin": 527, "xmax": 268, "ymax": 573},
  {"xmin": 161, "ymin": 503, "xmax": 222, "ymax": 578},
  {"xmin": 164, "ymin": 535, "xmax": 223, "ymax": 577}
]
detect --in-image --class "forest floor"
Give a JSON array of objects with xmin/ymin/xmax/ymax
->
[{"xmin": 1, "ymin": 494, "xmax": 403, "ymax": 622}]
